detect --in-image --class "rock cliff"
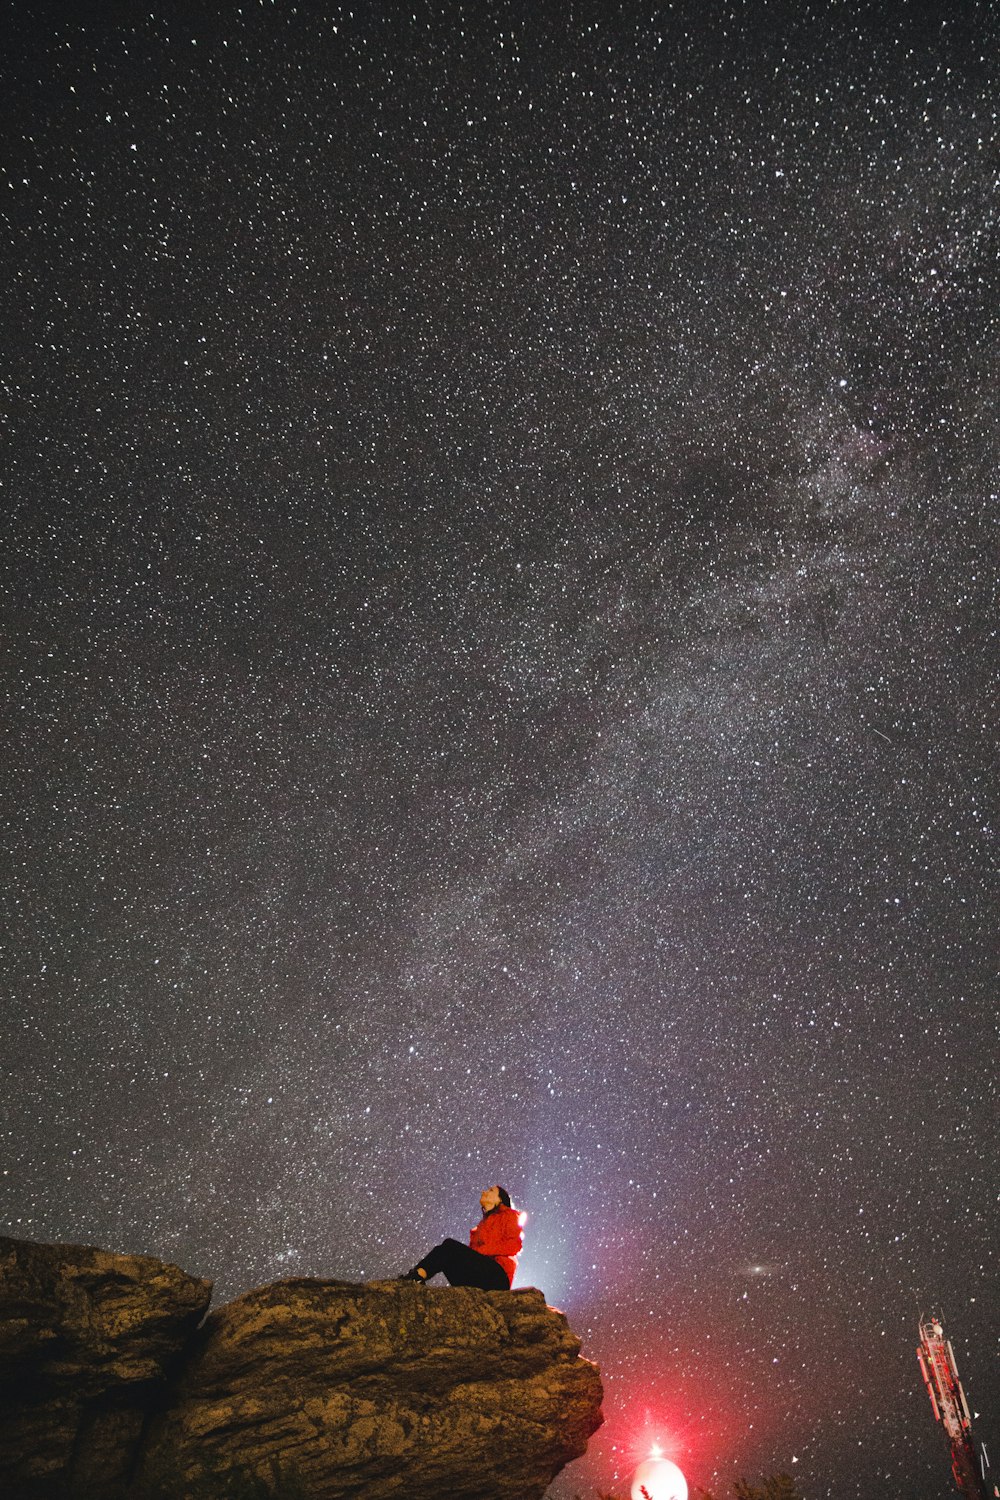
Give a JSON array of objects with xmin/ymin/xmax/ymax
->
[
  {"xmin": 0, "ymin": 1236, "xmax": 603, "ymax": 1499},
  {"xmin": 0, "ymin": 1235, "xmax": 212, "ymax": 1498}
]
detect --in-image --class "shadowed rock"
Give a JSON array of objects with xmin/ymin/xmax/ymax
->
[
  {"xmin": 0, "ymin": 1235, "xmax": 212, "ymax": 1498},
  {"xmin": 0, "ymin": 1239, "xmax": 603, "ymax": 1499}
]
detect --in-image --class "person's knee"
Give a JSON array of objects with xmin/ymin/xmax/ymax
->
[{"xmin": 441, "ymin": 1237, "xmax": 463, "ymax": 1251}]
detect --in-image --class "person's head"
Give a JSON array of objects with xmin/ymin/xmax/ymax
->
[{"xmin": 480, "ymin": 1184, "xmax": 512, "ymax": 1213}]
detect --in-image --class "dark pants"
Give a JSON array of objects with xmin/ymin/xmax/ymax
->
[{"xmin": 418, "ymin": 1238, "xmax": 510, "ymax": 1290}]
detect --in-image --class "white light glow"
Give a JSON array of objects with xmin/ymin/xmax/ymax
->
[{"xmin": 631, "ymin": 1456, "xmax": 688, "ymax": 1500}]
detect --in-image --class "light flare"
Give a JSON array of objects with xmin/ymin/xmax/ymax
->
[{"xmin": 631, "ymin": 1454, "xmax": 689, "ymax": 1500}]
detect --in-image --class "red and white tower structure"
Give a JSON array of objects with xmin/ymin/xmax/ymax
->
[{"xmin": 917, "ymin": 1315, "xmax": 994, "ymax": 1500}]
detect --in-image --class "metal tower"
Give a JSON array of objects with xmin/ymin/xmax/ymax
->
[{"xmin": 917, "ymin": 1315, "xmax": 995, "ymax": 1500}]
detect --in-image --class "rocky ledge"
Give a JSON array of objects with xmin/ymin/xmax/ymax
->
[{"xmin": 0, "ymin": 1236, "xmax": 603, "ymax": 1499}]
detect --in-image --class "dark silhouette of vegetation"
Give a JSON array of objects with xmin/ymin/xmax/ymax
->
[
  {"xmin": 576, "ymin": 1473, "xmax": 803, "ymax": 1500},
  {"xmin": 697, "ymin": 1475, "xmax": 803, "ymax": 1500}
]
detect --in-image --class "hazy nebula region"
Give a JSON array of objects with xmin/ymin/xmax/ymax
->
[{"xmin": 1, "ymin": 4, "xmax": 997, "ymax": 1497}]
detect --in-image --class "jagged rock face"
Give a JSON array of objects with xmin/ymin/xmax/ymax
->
[
  {"xmin": 0, "ymin": 1235, "xmax": 212, "ymax": 1499},
  {"xmin": 0, "ymin": 1238, "xmax": 603, "ymax": 1499},
  {"xmin": 136, "ymin": 1278, "xmax": 603, "ymax": 1499}
]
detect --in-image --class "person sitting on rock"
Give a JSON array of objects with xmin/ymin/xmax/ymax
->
[{"xmin": 400, "ymin": 1185, "xmax": 523, "ymax": 1290}]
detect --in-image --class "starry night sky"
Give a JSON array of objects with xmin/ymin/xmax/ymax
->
[{"xmin": 2, "ymin": 3, "xmax": 998, "ymax": 1497}]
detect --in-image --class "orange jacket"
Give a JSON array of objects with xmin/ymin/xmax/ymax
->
[{"xmin": 469, "ymin": 1204, "xmax": 523, "ymax": 1284}]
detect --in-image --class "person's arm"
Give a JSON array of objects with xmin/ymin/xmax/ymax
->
[
  {"xmin": 481, "ymin": 1210, "xmax": 522, "ymax": 1258},
  {"xmin": 493, "ymin": 1226, "xmax": 523, "ymax": 1257}
]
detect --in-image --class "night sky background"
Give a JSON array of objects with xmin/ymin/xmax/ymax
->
[{"xmin": 2, "ymin": 3, "xmax": 998, "ymax": 1496}]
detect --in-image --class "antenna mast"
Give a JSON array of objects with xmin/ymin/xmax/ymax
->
[{"xmin": 917, "ymin": 1315, "xmax": 995, "ymax": 1500}]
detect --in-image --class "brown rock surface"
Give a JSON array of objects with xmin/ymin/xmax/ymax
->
[
  {"xmin": 0, "ymin": 1235, "xmax": 212, "ymax": 1499},
  {"xmin": 135, "ymin": 1278, "xmax": 603, "ymax": 1499},
  {"xmin": 0, "ymin": 1238, "xmax": 603, "ymax": 1498}
]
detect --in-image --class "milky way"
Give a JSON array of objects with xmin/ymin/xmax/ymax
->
[{"xmin": 2, "ymin": 5, "xmax": 997, "ymax": 1497}]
